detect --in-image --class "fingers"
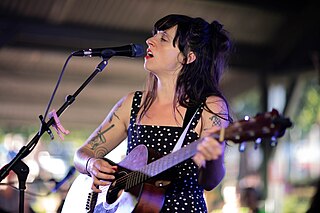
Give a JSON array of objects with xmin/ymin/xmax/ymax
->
[
  {"xmin": 193, "ymin": 153, "xmax": 206, "ymax": 168},
  {"xmin": 193, "ymin": 137, "xmax": 224, "ymax": 168},
  {"xmin": 91, "ymin": 182, "xmax": 101, "ymax": 193},
  {"xmin": 90, "ymin": 159, "xmax": 117, "ymax": 177},
  {"xmin": 87, "ymin": 158, "xmax": 118, "ymax": 192},
  {"xmin": 91, "ymin": 176, "xmax": 114, "ymax": 193}
]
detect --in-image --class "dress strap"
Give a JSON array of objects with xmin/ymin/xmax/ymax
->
[
  {"xmin": 129, "ymin": 91, "xmax": 143, "ymax": 124},
  {"xmin": 173, "ymin": 103, "xmax": 205, "ymax": 151},
  {"xmin": 188, "ymin": 102, "xmax": 204, "ymax": 132},
  {"xmin": 183, "ymin": 105, "xmax": 199, "ymax": 129},
  {"xmin": 184, "ymin": 102, "xmax": 204, "ymax": 142}
]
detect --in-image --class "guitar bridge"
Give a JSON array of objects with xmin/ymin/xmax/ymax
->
[{"xmin": 86, "ymin": 191, "xmax": 98, "ymax": 213}]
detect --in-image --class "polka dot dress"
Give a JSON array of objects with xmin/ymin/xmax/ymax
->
[{"xmin": 127, "ymin": 91, "xmax": 208, "ymax": 213}]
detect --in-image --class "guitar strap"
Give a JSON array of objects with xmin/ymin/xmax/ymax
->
[{"xmin": 172, "ymin": 105, "xmax": 200, "ymax": 153}]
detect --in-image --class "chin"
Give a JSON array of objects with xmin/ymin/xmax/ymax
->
[
  {"xmin": 143, "ymin": 64, "xmax": 150, "ymax": 72},
  {"xmin": 144, "ymin": 63, "xmax": 154, "ymax": 73}
]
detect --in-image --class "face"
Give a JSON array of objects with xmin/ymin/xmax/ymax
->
[{"xmin": 144, "ymin": 26, "xmax": 184, "ymax": 77}]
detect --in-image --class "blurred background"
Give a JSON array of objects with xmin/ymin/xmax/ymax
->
[{"xmin": 0, "ymin": 0, "xmax": 319, "ymax": 212}]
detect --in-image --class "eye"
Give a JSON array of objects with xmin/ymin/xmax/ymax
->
[
  {"xmin": 161, "ymin": 36, "xmax": 168, "ymax": 42},
  {"xmin": 160, "ymin": 33, "xmax": 170, "ymax": 42}
]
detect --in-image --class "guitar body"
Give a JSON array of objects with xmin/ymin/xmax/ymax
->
[{"xmin": 62, "ymin": 145, "xmax": 166, "ymax": 213}]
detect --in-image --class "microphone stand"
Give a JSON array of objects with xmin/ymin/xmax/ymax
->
[{"xmin": 0, "ymin": 58, "xmax": 109, "ymax": 213}]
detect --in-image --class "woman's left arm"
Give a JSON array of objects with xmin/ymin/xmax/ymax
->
[{"xmin": 193, "ymin": 96, "xmax": 229, "ymax": 191}]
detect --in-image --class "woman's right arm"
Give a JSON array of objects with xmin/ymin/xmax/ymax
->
[{"xmin": 73, "ymin": 92, "xmax": 134, "ymax": 192}]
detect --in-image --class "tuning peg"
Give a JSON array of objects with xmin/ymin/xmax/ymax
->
[
  {"xmin": 270, "ymin": 136, "xmax": 278, "ymax": 147},
  {"xmin": 239, "ymin": 142, "xmax": 247, "ymax": 152},
  {"xmin": 254, "ymin": 138, "xmax": 262, "ymax": 149}
]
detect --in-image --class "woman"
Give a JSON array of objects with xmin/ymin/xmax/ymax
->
[{"xmin": 74, "ymin": 14, "xmax": 232, "ymax": 212}]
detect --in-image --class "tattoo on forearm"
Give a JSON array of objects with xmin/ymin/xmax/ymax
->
[
  {"xmin": 209, "ymin": 115, "xmax": 221, "ymax": 127},
  {"xmin": 89, "ymin": 124, "xmax": 115, "ymax": 150},
  {"xmin": 95, "ymin": 146, "xmax": 110, "ymax": 158}
]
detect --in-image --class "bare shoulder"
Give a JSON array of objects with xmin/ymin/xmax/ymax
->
[
  {"xmin": 205, "ymin": 96, "xmax": 228, "ymax": 115},
  {"xmin": 109, "ymin": 92, "xmax": 144, "ymax": 126},
  {"xmin": 117, "ymin": 91, "xmax": 136, "ymax": 107},
  {"xmin": 110, "ymin": 91, "xmax": 141, "ymax": 123}
]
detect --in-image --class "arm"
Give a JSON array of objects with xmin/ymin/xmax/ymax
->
[
  {"xmin": 73, "ymin": 92, "xmax": 134, "ymax": 192},
  {"xmin": 193, "ymin": 96, "xmax": 229, "ymax": 191}
]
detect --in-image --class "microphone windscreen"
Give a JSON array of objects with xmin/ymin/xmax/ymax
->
[{"xmin": 132, "ymin": 44, "xmax": 145, "ymax": 57}]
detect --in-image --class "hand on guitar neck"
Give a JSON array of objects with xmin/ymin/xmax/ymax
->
[{"xmin": 193, "ymin": 125, "xmax": 225, "ymax": 168}]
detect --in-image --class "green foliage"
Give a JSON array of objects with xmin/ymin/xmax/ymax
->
[
  {"xmin": 231, "ymin": 88, "xmax": 261, "ymax": 120},
  {"xmin": 282, "ymin": 193, "xmax": 311, "ymax": 213},
  {"xmin": 295, "ymin": 80, "xmax": 320, "ymax": 138}
]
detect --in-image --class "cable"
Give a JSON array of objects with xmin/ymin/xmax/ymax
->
[{"xmin": 38, "ymin": 53, "xmax": 74, "ymax": 136}]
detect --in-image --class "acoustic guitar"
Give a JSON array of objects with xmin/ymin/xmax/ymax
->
[{"xmin": 62, "ymin": 109, "xmax": 292, "ymax": 213}]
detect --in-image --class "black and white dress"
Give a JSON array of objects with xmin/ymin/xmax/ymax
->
[{"xmin": 127, "ymin": 91, "xmax": 208, "ymax": 213}]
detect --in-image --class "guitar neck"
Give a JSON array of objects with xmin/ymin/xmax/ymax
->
[
  {"xmin": 124, "ymin": 141, "xmax": 201, "ymax": 190},
  {"xmin": 143, "ymin": 141, "xmax": 199, "ymax": 176},
  {"xmin": 123, "ymin": 109, "xmax": 293, "ymax": 190},
  {"xmin": 124, "ymin": 133, "xmax": 223, "ymax": 190},
  {"xmin": 142, "ymin": 131, "xmax": 223, "ymax": 177}
]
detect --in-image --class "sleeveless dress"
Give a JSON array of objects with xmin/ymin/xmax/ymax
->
[{"xmin": 127, "ymin": 91, "xmax": 208, "ymax": 213}]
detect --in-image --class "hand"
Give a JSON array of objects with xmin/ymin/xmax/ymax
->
[
  {"xmin": 193, "ymin": 126, "xmax": 224, "ymax": 168},
  {"xmin": 86, "ymin": 158, "xmax": 118, "ymax": 193}
]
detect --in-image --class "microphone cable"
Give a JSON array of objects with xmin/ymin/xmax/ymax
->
[{"xmin": 38, "ymin": 53, "xmax": 73, "ymax": 137}]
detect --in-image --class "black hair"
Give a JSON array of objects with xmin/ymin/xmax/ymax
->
[{"xmin": 141, "ymin": 14, "xmax": 233, "ymax": 123}]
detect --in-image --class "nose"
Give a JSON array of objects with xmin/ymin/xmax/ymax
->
[{"xmin": 146, "ymin": 36, "xmax": 155, "ymax": 47}]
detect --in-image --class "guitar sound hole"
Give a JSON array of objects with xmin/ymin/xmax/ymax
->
[{"xmin": 106, "ymin": 171, "xmax": 127, "ymax": 204}]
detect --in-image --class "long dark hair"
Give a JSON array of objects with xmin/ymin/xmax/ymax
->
[{"xmin": 140, "ymin": 14, "xmax": 232, "ymax": 122}]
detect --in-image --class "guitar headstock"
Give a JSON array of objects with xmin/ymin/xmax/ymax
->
[{"xmin": 222, "ymin": 109, "xmax": 292, "ymax": 148}]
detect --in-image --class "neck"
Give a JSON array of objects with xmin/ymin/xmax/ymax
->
[
  {"xmin": 156, "ymin": 71, "xmax": 177, "ymax": 103},
  {"xmin": 155, "ymin": 74, "xmax": 177, "ymax": 104}
]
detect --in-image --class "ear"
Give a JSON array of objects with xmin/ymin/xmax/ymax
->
[{"xmin": 186, "ymin": 51, "xmax": 196, "ymax": 64}]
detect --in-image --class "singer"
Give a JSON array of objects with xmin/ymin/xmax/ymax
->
[{"xmin": 72, "ymin": 14, "xmax": 232, "ymax": 212}]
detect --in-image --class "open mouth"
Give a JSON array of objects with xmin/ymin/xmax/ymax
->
[{"xmin": 146, "ymin": 49, "xmax": 154, "ymax": 58}]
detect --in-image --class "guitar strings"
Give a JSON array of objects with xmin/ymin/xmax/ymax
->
[
  {"xmin": 105, "ymin": 141, "xmax": 200, "ymax": 199},
  {"xmin": 106, "ymin": 171, "xmax": 148, "ymax": 198},
  {"xmin": 106, "ymin": 154, "xmax": 180, "ymax": 199},
  {"xmin": 108, "ymin": 143, "xmax": 194, "ymax": 193}
]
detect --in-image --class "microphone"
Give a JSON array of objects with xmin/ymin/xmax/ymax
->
[
  {"xmin": 51, "ymin": 166, "xmax": 76, "ymax": 193},
  {"xmin": 72, "ymin": 43, "xmax": 145, "ymax": 58}
]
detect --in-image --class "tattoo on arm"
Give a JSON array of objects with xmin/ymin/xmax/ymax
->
[
  {"xmin": 95, "ymin": 146, "xmax": 110, "ymax": 158},
  {"xmin": 111, "ymin": 112, "xmax": 120, "ymax": 121},
  {"xmin": 108, "ymin": 102, "xmax": 122, "ymax": 123},
  {"xmin": 88, "ymin": 124, "xmax": 115, "ymax": 152},
  {"xmin": 209, "ymin": 115, "xmax": 222, "ymax": 127}
]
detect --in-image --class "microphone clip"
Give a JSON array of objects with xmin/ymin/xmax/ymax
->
[{"xmin": 39, "ymin": 115, "xmax": 54, "ymax": 140}]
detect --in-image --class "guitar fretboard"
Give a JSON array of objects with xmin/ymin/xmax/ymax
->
[{"xmin": 124, "ymin": 138, "xmax": 205, "ymax": 190}]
